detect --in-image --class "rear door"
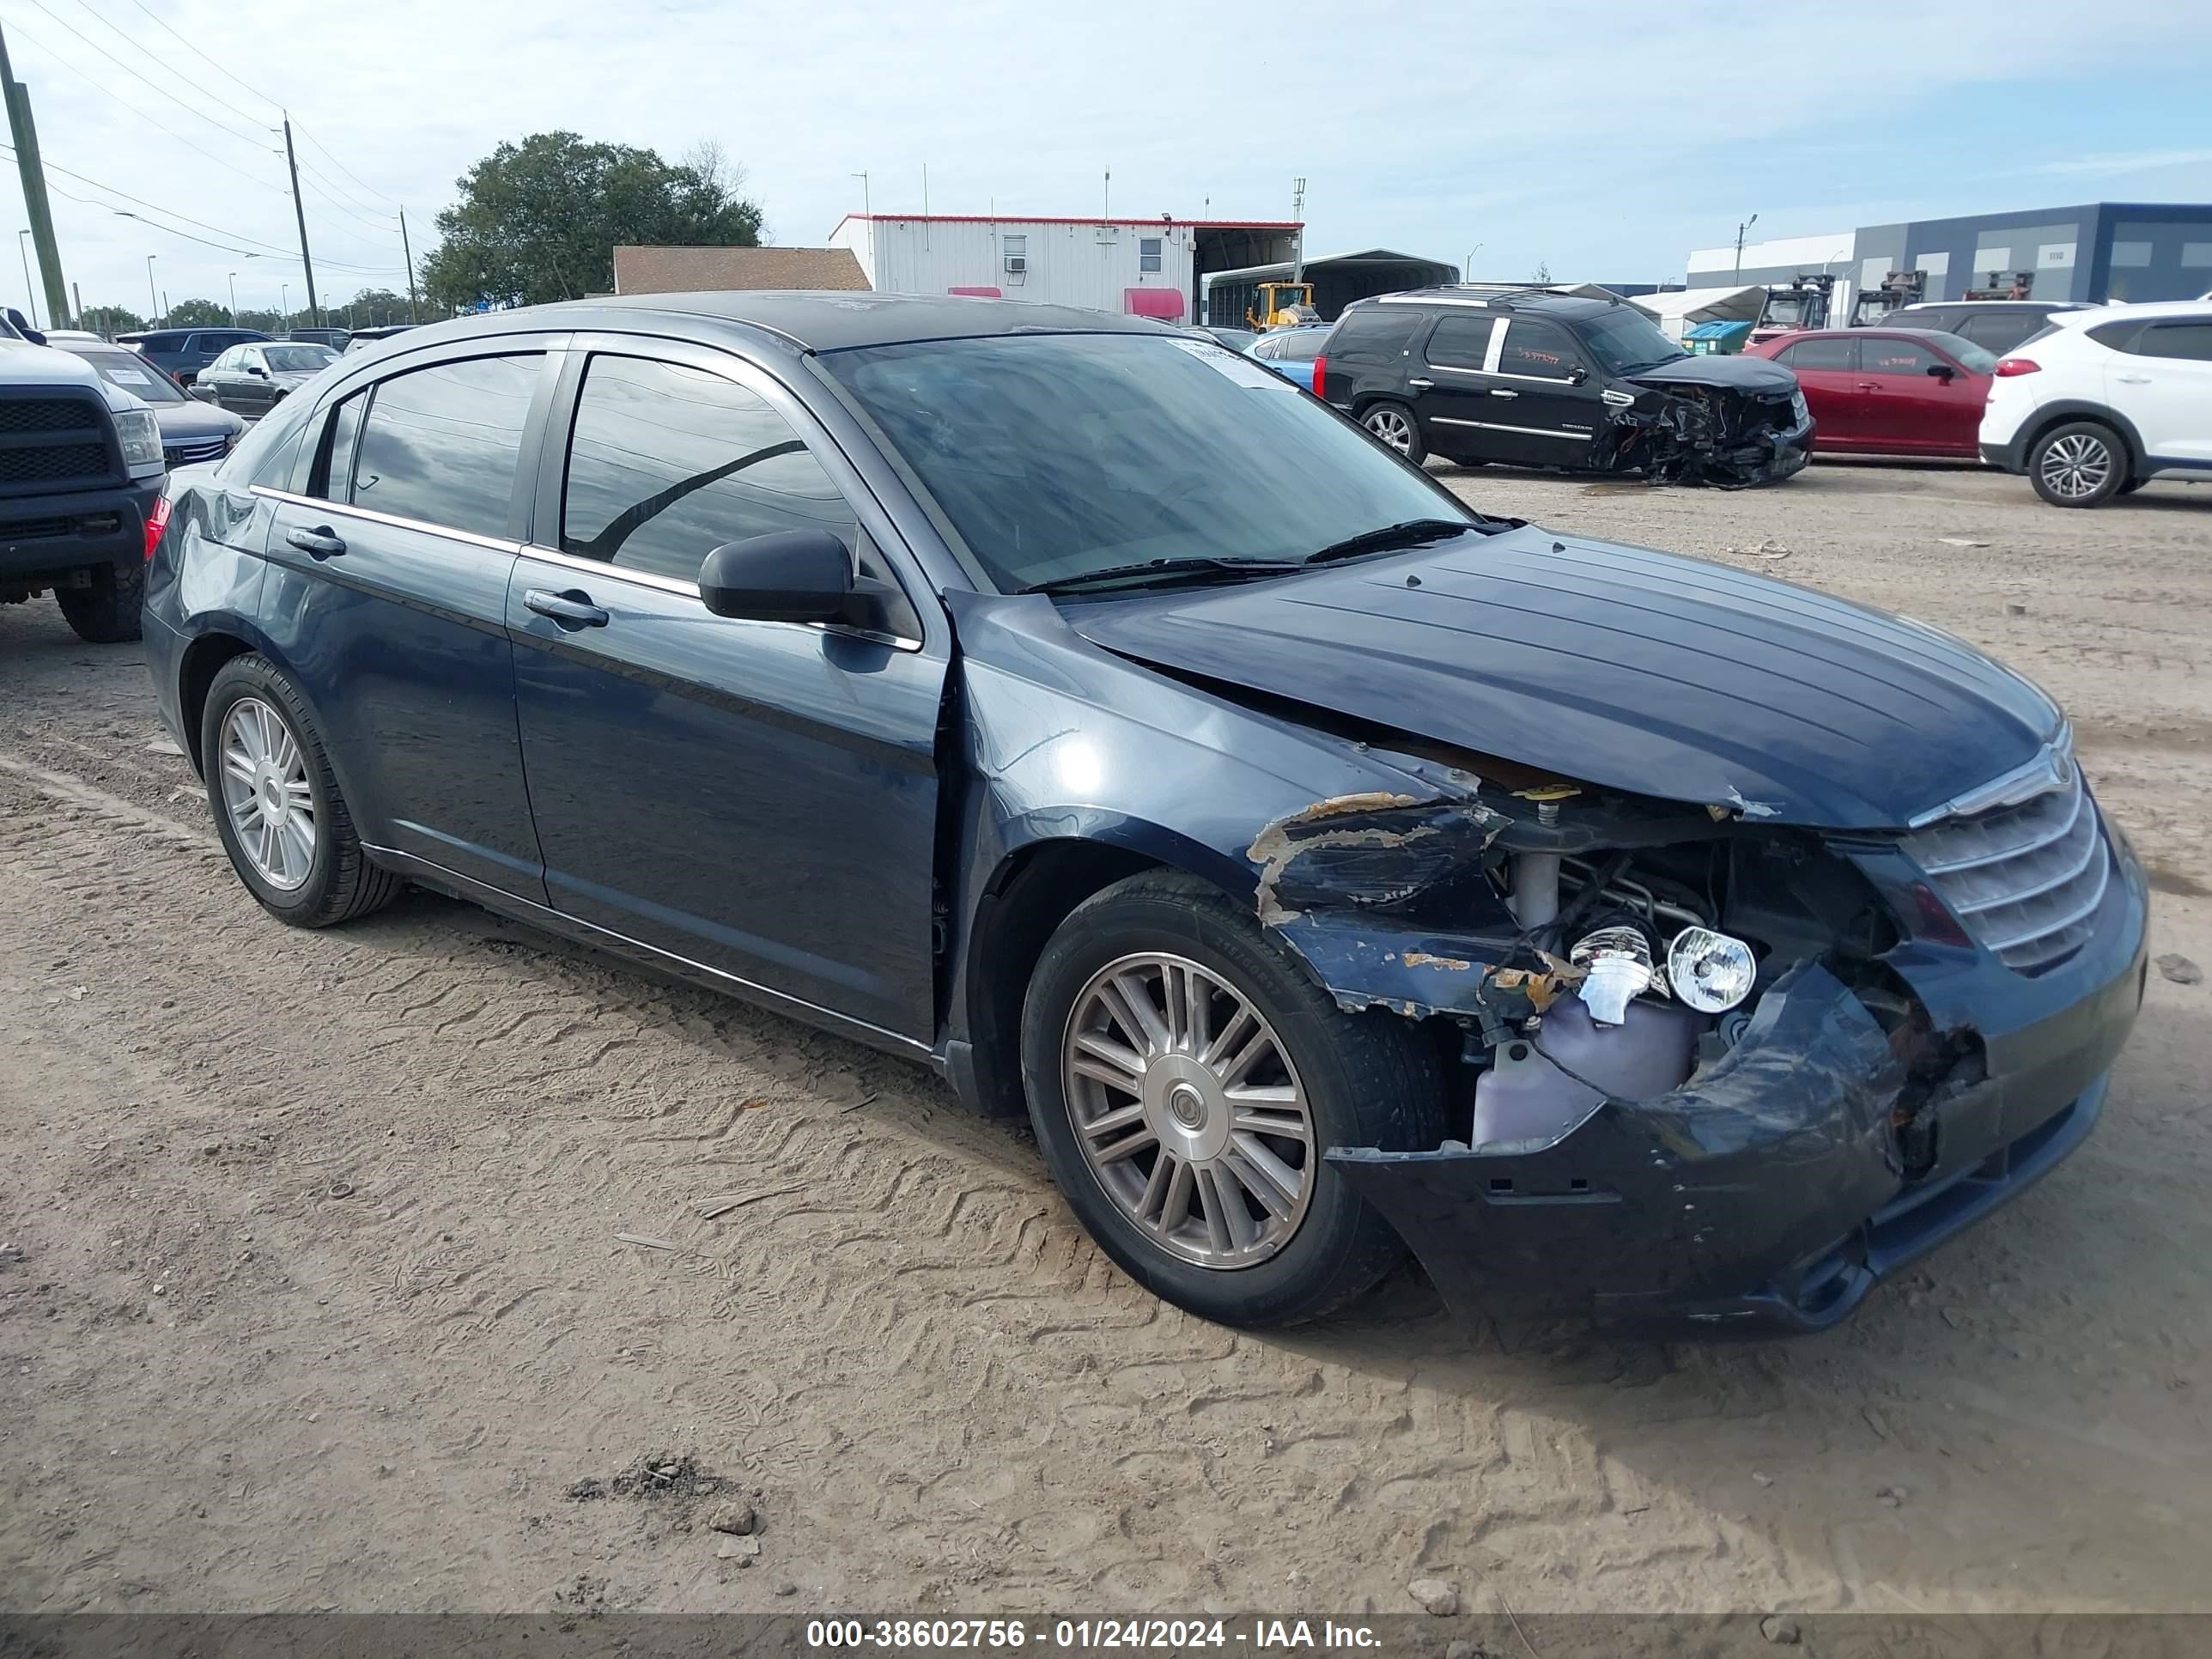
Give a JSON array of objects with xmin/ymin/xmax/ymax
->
[
  {"xmin": 507, "ymin": 337, "xmax": 947, "ymax": 1042},
  {"xmin": 1776, "ymin": 335, "xmax": 1863, "ymax": 447},
  {"xmin": 2108, "ymin": 318, "xmax": 2212, "ymax": 465},
  {"xmin": 1407, "ymin": 311, "xmax": 1504, "ymax": 459},
  {"xmin": 254, "ymin": 344, "xmax": 556, "ymax": 896}
]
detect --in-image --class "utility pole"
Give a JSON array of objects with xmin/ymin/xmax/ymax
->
[
  {"xmin": 70, "ymin": 279, "xmax": 81, "ymax": 332},
  {"xmin": 399, "ymin": 206, "xmax": 418, "ymax": 322},
  {"xmin": 146, "ymin": 254, "xmax": 157, "ymax": 325},
  {"xmin": 0, "ymin": 21, "xmax": 70, "ymax": 327},
  {"xmin": 16, "ymin": 229, "xmax": 35, "ymax": 327},
  {"xmin": 281, "ymin": 114, "xmax": 320, "ymax": 326},
  {"xmin": 1733, "ymin": 212, "xmax": 1759, "ymax": 283},
  {"xmin": 1291, "ymin": 177, "xmax": 1307, "ymax": 283}
]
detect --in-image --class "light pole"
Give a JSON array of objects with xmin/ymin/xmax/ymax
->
[
  {"xmin": 1732, "ymin": 212, "xmax": 1759, "ymax": 283},
  {"xmin": 16, "ymin": 229, "xmax": 35, "ymax": 328},
  {"xmin": 1463, "ymin": 243, "xmax": 1482, "ymax": 283},
  {"xmin": 280, "ymin": 283, "xmax": 289, "ymax": 328},
  {"xmin": 146, "ymin": 253, "xmax": 158, "ymax": 325},
  {"xmin": 228, "ymin": 272, "xmax": 239, "ymax": 325}
]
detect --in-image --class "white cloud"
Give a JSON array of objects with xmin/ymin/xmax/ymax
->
[{"xmin": 4, "ymin": 0, "xmax": 2210, "ymax": 317}]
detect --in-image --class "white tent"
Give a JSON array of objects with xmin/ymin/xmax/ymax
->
[{"xmin": 1627, "ymin": 284, "xmax": 1766, "ymax": 341}]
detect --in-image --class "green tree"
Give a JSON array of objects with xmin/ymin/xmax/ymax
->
[
  {"xmin": 1531, "ymin": 261, "xmax": 1553, "ymax": 284},
  {"xmin": 419, "ymin": 131, "xmax": 763, "ymax": 310},
  {"xmin": 79, "ymin": 305, "xmax": 145, "ymax": 338},
  {"xmin": 331, "ymin": 287, "xmax": 415, "ymax": 327},
  {"xmin": 165, "ymin": 297, "xmax": 232, "ymax": 327}
]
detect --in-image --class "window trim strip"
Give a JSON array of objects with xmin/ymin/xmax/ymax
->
[{"xmin": 249, "ymin": 485, "xmax": 520, "ymax": 554}]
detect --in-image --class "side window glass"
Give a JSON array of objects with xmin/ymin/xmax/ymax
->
[
  {"xmin": 311, "ymin": 393, "xmax": 368, "ymax": 501},
  {"xmin": 1424, "ymin": 314, "xmax": 1492, "ymax": 369},
  {"xmin": 561, "ymin": 355, "xmax": 858, "ymax": 586},
  {"xmin": 1498, "ymin": 320, "xmax": 1579, "ymax": 379},
  {"xmin": 2141, "ymin": 323, "xmax": 2212, "ymax": 362},
  {"xmin": 220, "ymin": 394, "xmax": 314, "ymax": 489},
  {"xmin": 1779, "ymin": 337, "xmax": 1856, "ymax": 370},
  {"xmin": 351, "ymin": 354, "xmax": 540, "ymax": 537},
  {"xmin": 1863, "ymin": 337, "xmax": 1939, "ymax": 375}
]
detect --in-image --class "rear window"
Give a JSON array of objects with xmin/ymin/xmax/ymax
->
[
  {"xmin": 1424, "ymin": 314, "xmax": 1494, "ymax": 370},
  {"xmin": 1274, "ymin": 331, "xmax": 1324, "ymax": 362},
  {"xmin": 349, "ymin": 354, "xmax": 542, "ymax": 538},
  {"xmin": 2138, "ymin": 321, "xmax": 2212, "ymax": 362},
  {"xmin": 1779, "ymin": 337, "xmax": 1856, "ymax": 370},
  {"xmin": 216, "ymin": 391, "xmax": 316, "ymax": 489},
  {"xmin": 1327, "ymin": 308, "xmax": 1425, "ymax": 359}
]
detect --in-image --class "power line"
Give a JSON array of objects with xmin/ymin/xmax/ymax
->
[
  {"xmin": 290, "ymin": 120, "xmax": 404, "ymax": 208},
  {"xmin": 112, "ymin": 0, "xmax": 276, "ymax": 121},
  {"xmin": 24, "ymin": 0, "xmax": 269, "ymax": 148},
  {"xmin": 290, "ymin": 143, "xmax": 397, "ymax": 222},
  {"xmin": 294, "ymin": 167, "xmax": 400, "ymax": 238},
  {"xmin": 4, "ymin": 15, "xmax": 288, "ymax": 197}
]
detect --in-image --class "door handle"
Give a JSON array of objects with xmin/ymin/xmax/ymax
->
[
  {"xmin": 1407, "ymin": 377, "xmax": 1434, "ymax": 389},
  {"xmin": 2115, "ymin": 374, "xmax": 2152, "ymax": 384},
  {"xmin": 285, "ymin": 526, "xmax": 346, "ymax": 559},
  {"xmin": 1854, "ymin": 381, "xmax": 1877, "ymax": 392},
  {"xmin": 524, "ymin": 587, "xmax": 610, "ymax": 629},
  {"xmin": 1488, "ymin": 388, "xmax": 1519, "ymax": 398}
]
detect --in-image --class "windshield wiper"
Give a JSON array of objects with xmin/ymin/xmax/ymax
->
[
  {"xmin": 1018, "ymin": 556, "xmax": 1305, "ymax": 597},
  {"xmin": 1302, "ymin": 518, "xmax": 1479, "ymax": 565}
]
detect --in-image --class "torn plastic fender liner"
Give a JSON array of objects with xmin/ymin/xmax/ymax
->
[
  {"xmin": 1327, "ymin": 963, "xmax": 1907, "ymax": 1322},
  {"xmin": 1245, "ymin": 790, "xmax": 1510, "ymax": 927}
]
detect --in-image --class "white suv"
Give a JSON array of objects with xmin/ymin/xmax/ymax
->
[{"xmin": 1979, "ymin": 301, "xmax": 2212, "ymax": 507}]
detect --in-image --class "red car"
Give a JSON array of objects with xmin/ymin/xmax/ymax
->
[{"xmin": 1744, "ymin": 326, "xmax": 1996, "ymax": 459}]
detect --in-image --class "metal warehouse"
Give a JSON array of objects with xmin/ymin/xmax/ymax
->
[{"xmin": 1689, "ymin": 200, "xmax": 2212, "ymax": 319}]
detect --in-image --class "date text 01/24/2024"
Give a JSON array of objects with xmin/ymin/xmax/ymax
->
[{"xmin": 805, "ymin": 1620, "xmax": 1383, "ymax": 1650}]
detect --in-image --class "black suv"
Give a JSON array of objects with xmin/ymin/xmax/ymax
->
[
  {"xmin": 1317, "ymin": 289, "xmax": 1814, "ymax": 486},
  {"xmin": 1875, "ymin": 301, "xmax": 2090, "ymax": 356},
  {"xmin": 117, "ymin": 326, "xmax": 270, "ymax": 386}
]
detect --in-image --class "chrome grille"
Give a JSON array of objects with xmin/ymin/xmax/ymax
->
[
  {"xmin": 1904, "ymin": 771, "xmax": 2110, "ymax": 974},
  {"xmin": 165, "ymin": 436, "xmax": 228, "ymax": 465}
]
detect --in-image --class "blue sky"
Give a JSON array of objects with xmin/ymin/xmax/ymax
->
[{"xmin": 6, "ymin": 0, "xmax": 2212, "ymax": 318}]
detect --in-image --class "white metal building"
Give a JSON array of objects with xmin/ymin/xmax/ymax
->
[{"xmin": 827, "ymin": 215, "xmax": 1301, "ymax": 323}]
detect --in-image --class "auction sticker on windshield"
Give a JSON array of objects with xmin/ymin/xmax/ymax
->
[{"xmin": 1164, "ymin": 337, "xmax": 1297, "ymax": 390}]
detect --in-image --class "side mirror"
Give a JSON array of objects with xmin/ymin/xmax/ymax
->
[
  {"xmin": 247, "ymin": 365, "xmax": 268, "ymax": 378},
  {"xmin": 7, "ymin": 307, "xmax": 46, "ymax": 346},
  {"xmin": 699, "ymin": 530, "xmax": 859, "ymax": 624},
  {"xmin": 1927, "ymin": 362, "xmax": 1955, "ymax": 380},
  {"xmin": 1567, "ymin": 365, "xmax": 1589, "ymax": 385}
]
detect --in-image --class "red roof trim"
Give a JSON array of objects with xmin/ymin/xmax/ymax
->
[{"xmin": 831, "ymin": 215, "xmax": 1301, "ymax": 232}]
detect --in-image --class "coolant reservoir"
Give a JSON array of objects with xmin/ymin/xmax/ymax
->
[{"xmin": 1469, "ymin": 994, "xmax": 1702, "ymax": 1150}]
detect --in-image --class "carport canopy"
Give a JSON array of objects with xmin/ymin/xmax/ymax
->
[
  {"xmin": 1200, "ymin": 249, "xmax": 1460, "ymax": 323},
  {"xmin": 1627, "ymin": 283, "xmax": 1766, "ymax": 339}
]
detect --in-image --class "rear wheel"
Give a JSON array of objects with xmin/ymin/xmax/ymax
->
[
  {"xmin": 202, "ymin": 653, "xmax": 403, "ymax": 927},
  {"xmin": 1361, "ymin": 400, "xmax": 1425, "ymax": 465},
  {"xmin": 2118, "ymin": 475, "xmax": 2148, "ymax": 495},
  {"xmin": 1020, "ymin": 871, "xmax": 1443, "ymax": 1328},
  {"xmin": 2028, "ymin": 421, "xmax": 2125, "ymax": 507},
  {"xmin": 54, "ymin": 559, "xmax": 143, "ymax": 644}
]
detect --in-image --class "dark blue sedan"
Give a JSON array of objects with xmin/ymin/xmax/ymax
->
[{"xmin": 142, "ymin": 294, "xmax": 2147, "ymax": 1334}]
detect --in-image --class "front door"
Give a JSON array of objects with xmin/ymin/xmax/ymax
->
[
  {"xmin": 255, "ymin": 349, "xmax": 553, "ymax": 896},
  {"xmin": 1481, "ymin": 318, "xmax": 1605, "ymax": 468},
  {"xmin": 1856, "ymin": 333, "xmax": 1977, "ymax": 453},
  {"xmin": 2110, "ymin": 319, "xmax": 2212, "ymax": 465},
  {"xmin": 507, "ymin": 342, "xmax": 946, "ymax": 1042}
]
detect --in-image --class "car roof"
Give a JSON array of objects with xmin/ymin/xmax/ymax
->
[
  {"xmin": 2038, "ymin": 300, "xmax": 2210, "ymax": 331},
  {"xmin": 393, "ymin": 291, "xmax": 1181, "ymax": 355},
  {"xmin": 1892, "ymin": 300, "xmax": 2084, "ymax": 313},
  {"xmin": 1356, "ymin": 286, "xmax": 1620, "ymax": 321}
]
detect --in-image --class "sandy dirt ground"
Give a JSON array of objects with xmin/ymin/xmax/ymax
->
[{"xmin": 2, "ymin": 460, "xmax": 2209, "ymax": 1620}]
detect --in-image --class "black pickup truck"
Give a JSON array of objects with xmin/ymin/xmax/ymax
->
[{"xmin": 0, "ymin": 311, "xmax": 167, "ymax": 642}]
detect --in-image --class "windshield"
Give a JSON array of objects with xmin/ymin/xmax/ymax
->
[
  {"xmin": 1927, "ymin": 332, "xmax": 1999, "ymax": 374},
  {"xmin": 1578, "ymin": 307, "xmax": 1689, "ymax": 375},
  {"xmin": 823, "ymin": 332, "xmax": 1478, "ymax": 593},
  {"xmin": 264, "ymin": 344, "xmax": 337, "ymax": 373},
  {"xmin": 78, "ymin": 350, "xmax": 185, "ymax": 403},
  {"xmin": 1205, "ymin": 327, "xmax": 1258, "ymax": 351}
]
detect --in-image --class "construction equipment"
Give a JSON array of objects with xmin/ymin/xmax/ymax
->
[
  {"xmin": 1747, "ymin": 272, "xmax": 1834, "ymax": 344},
  {"xmin": 1849, "ymin": 268, "xmax": 1925, "ymax": 326},
  {"xmin": 1963, "ymin": 270, "xmax": 2036, "ymax": 302},
  {"xmin": 1246, "ymin": 281, "xmax": 1319, "ymax": 330}
]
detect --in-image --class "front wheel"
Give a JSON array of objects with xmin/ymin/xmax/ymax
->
[
  {"xmin": 1020, "ymin": 871, "xmax": 1443, "ymax": 1328},
  {"xmin": 1360, "ymin": 400, "xmax": 1425, "ymax": 465},
  {"xmin": 55, "ymin": 559, "xmax": 144, "ymax": 644},
  {"xmin": 2028, "ymin": 422, "xmax": 2125, "ymax": 507}
]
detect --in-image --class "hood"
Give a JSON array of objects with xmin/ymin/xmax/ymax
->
[
  {"xmin": 0, "ymin": 341, "xmax": 112, "ymax": 393},
  {"xmin": 1626, "ymin": 353, "xmax": 1799, "ymax": 396},
  {"xmin": 1066, "ymin": 525, "xmax": 2057, "ymax": 831},
  {"xmin": 152, "ymin": 398, "xmax": 245, "ymax": 439},
  {"xmin": 272, "ymin": 369, "xmax": 323, "ymax": 388}
]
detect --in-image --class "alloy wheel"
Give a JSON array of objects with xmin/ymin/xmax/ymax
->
[
  {"xmin": 2039, "ymin": 432, "xmax": 2112, "ymax": 500},
  {"xmin": 1364, "ymin": 407, "xmax": 1414, "ymax": 454},
  {"xmin": 1061, "ymin": 951, "xmax": 1315, "ymax": 1269},
  {"xmin": 217, "ymin": 696, "xmax": 317, "ymax": 890}
]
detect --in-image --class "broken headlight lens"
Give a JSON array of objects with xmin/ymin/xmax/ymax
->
[
  {"xmin": 1666, "ymin": 927, "xmax": 1757, "ymax": 1013},
  {"xmin": 1569, "ymin": 926, "xmax": 1653, "ymax": 1026}
]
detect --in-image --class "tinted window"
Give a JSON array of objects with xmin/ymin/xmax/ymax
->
[
  {"xmin": 350, "ymin": 354, "xmax": 540, "ymax": 537},
  {"xmin": 1498, "ymin": 320, "xmax": 1580, "ymax": 378},
  {"xmin": 1424, "ymin": 313, "xmax": 1493, "ymax": 369},
  {"xmin": 823, "ymin": 332, "xmax": 1478, "ymax": 593},
  {"xmin": 1249, "ymin": 336, "xmax": 1282, "ymax": 360},
  {"xmin": 1955, "ymin": 312, "xmax": 2041, "ymax": 352},
  {"xmin": 1863, "ymin": 337, "xmax": 1941, "ymax": 375},
  {"xmin": 313, "ymin": 393, "xmax": 368, "ymax": 500},
  {"xmin": 1328, "ymin": 308, "xmax": 1424, "ymax": 359},
  {"xmin": 2139, "ymin": 322, "xmax": 2212, "ymax": 362},
  {"xmin": 1779, "ymin": 336, "xmax": 1856, "ymax": 370},
  {"xmin": 219, "ymin": 392, "xmax": 315, "ymax": 489},
  {"xmin": 1276, "ymin": 331, "xmax": 1324, "ymax": 362},
  {"xmin": 561, "ymin": 355, "xmax": 855, "ymax": 584}
]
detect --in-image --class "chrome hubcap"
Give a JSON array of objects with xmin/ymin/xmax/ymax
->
[
  {"xmin": 2040, "ymin": 433, "xmax": 2112, "ymax": 499},
  {"xmin": 1061, "ymin": 952, "xmax": 1315, "ymax": 1269},
  {"xmin": 218, "ymin": 696, "xmax": 316, "ymax": 890},
  {"xmin": 1366, "ymin": 409, "xmax": 1413, "ymax": 453}
]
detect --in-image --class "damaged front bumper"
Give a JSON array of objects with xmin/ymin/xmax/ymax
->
[{"xmin": 1326, "ymin": 872, "xmax": 2148, "ymax": 1336}]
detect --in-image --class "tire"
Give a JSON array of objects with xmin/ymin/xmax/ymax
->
[
  {"xmin": 2028, "ymin": 421, "xmax": 2125, "ymax": 507},
  {"xmin": 2118, "ymin": 476, "xmax": 2148, "ymax": 495},
  {"xmin": 54, "ymin": 558, "xmax": 144, "ymax": 644},
  {"xmin": 200, "ymin": 653, "xmax": 404, "ymax": 927},
  {"xmin": 1360, "ymin": 400, "xmax": 1425, "ymax": 465},
  {"xmin": 1019, "ymin": 869, "xmax": 1443, "ymax": 1328}
]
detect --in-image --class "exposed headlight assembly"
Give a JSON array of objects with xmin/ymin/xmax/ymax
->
[
  {"xmin": 1570, "ymin": 927, "xmax": 1654, "ymax": 1026},
  {"xmin": 1666, "ymin": 927, "xmax": 1757, "ymax": 1013},
  {"xmin": 113, "ymin": 407, "xmax": 164, "ymax": 470}
]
